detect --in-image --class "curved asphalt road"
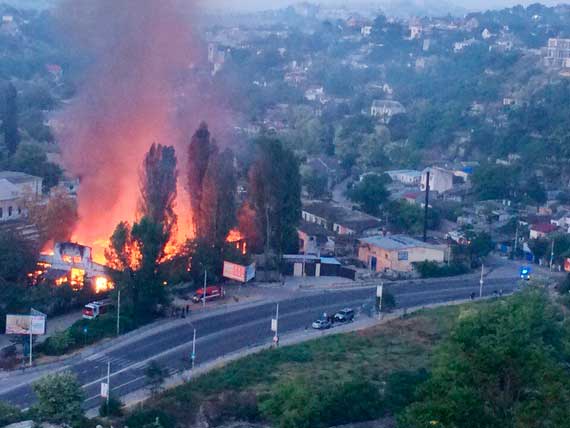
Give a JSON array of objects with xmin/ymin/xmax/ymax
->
[{"xmin": 0, "ymin": 277, "xmax": 518, "ymax": 411}]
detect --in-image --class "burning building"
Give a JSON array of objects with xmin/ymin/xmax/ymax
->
[{"xmin": 35, "ymin": 242, "xmax": 113, "ymax": 293}]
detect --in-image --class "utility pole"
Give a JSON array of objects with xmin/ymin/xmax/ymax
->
[
  {"xmin": 203, "ymin": 270, "xmax": 207, "ymax": 308},
  {"xmin": 106, "ymin": 361, "xmax": 111, "ymax": 408},
  {"xmin": 191, "ymin": 328, "xmax": 196, "ymax": 371},
  {"xmin": 376, "ymin": 283, "xmax": 383, "ymax": 319},
  {"xmin": 512, "ymin": 220, "xmax": 519, "ymax": 259},
  {"xmin": 271, "ymin": 303, "xmax": 279, "ymax": 346},
  {"xmin": 550, "ymin": 239, "xmax": 555, "ymax": 272},
  {"xmin": 116, "ymin": 289, "xmax": 121, "ymax": 337},
  {"xmin": 28, "ymin": 317, "xmax": 33, "ymax": 367},
  {"xmin": 479, "ymin": 264, "xmax": 484, "ymax": 298},
  {"xmin": 423, "ymin": 171, "xmax": 430, "ymax": 242}
]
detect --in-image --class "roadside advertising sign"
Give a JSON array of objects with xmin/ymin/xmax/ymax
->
[{"xmin": 5, "ymin": 315, "xmax": 46, "ymax": 335}]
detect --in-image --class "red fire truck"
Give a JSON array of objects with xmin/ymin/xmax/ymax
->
[
  {"xmin": 83, "ymin": 300, "xmax": 112, "ymax": 320},
  {"xmin": 192, "ymin": 285, "xmax": 225, "ymax": 303}
]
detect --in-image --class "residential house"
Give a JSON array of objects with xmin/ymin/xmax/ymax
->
[
  {"xmin": 420, "ymin": 167, "xmax": 455, "ymax": 193},
  {"xmin": 0, "ymin": 171, "xmax": 43, "ymax": 223},
  {"xmin": 529, "ymin": 223, "xmax": 558, "ymax": 240},
  {"xmin": 386, "ymin": 169, "xmax": 422, "ymax": 186},
  {"xmin": 302, "ymin": 202, "xmax": 382, "ymax": 237},
  {"xmin": 298, "ymin": 222, "xmax": 335, "ymax": 256},
  {"xmin": 370, "ymin": 100, "xmax": 406, "ymax": 124},
  {"xmin": 544, "ymin": 38, "xmax": 570, "ymax": 68},
  {"xmin": 358, "ymin": 235, "xmax": 446, "ymax": 273}
]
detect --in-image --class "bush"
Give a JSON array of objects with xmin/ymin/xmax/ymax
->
[
  {"xmin": 384, "ymin": 369, "xmax": 429, "ymax": 414},
  {"xmin": 260, "ymin": 377, "xmax": 384, "ymax": 428},
  {"xmin": 124, "ymin": 409, "xmax": 175, "ymax": 428},
  {"xmin": 0, "ymin": 401, "xmax": 23, "ymax": 426},
  {"xmin": 414, "ymin": 261, "xmax": 469, "ymax": 278},
  {"xmin": 99, "ymin": 395, "xmax": 124, "ymax": 417},
  {"xmin": 41, "ymin": 330, "xmax": 75, "ymax": 356}
]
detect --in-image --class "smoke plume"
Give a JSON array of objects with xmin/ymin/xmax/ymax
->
[{"xmin": 55, "ymin": 0, "xmax": 215, "ymax": 254}]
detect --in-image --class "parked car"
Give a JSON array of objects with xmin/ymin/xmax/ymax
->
[
  {"xmin": 312, "ymin": 318, "xmax": 332, "ymax": 330},
  {"xmin": 334, "ymin": 308, "xmax": 355, "ymax": 323}
]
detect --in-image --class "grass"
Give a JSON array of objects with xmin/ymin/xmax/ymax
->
[{"xmin": 139, "ymin": 303, "xmax": 473, "ymax": 426}]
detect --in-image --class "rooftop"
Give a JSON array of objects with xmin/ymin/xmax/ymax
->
[
  {"xmin": 359, "ymin": 235, "xmax": 441, "ymax": 251},
  {"xmin": 0, "ymin": 171, "xmax": 41, "ymax": 185},
  {"xmin": 302, "ymin": 201, "xmax": 381, "ymax": 233}
]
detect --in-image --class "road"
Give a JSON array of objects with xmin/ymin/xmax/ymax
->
[{"xmin": 0, "ymin": 276, "xmax": 519, "ymax": 412}]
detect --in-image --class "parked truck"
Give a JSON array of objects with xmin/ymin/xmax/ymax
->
[
  {"xmin": 83, "ymin": 300, "xmax": 112, "ymax": 320},
  {"xmin": 192, "ymin": 285, "xmax": 225, "ymax": 303}
]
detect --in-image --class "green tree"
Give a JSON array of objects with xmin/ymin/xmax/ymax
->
[
  {"xmin": 8, "ymin": 142, "xmax": 62, "ymax": 192},
  {"xmin": 187, "ymin": 122, "xmax": 217, "ymax": 237},
  {"xmin": 399, "ymin": 289, "xmax": 570, "ymax": 428},
  {"xmin": 199, "ymin": 149, "xmax": 237, "ymax": 247},
  {"xmin": 525, "ymin": 175, "xmax": 547, "ymax": 206},
  {"xmin": 471, "ymin": 164, "xmax": 520, "ymax": 201},
  {"xmin": 249, "ymin": 137, "xmax": 301, "ymax": 255},
  {"xmin": 145, "ymin": 360, "xmax": 168, "ymax": 396},
  {"xmin": 347, "ymin": 174, "xmax": 390, "ymax": 216},
  {"xmin": 303, "ymin": 168, "xmax": 328, "ymax": 199},
  {"xmin": 0, "ymin": 229, "xmax": 37, "ymax": 283},
  {"xmin": 3, "ymin": 83, "xmax": 20, "ymax": 156},
  {"xmin": 0, "ymin": 401, "xmax": 22, "ymax": 427},
  {"xmin": 32, "ymin": 371, "xmax": 85, "ymax": 427},
  {"xmin": 387, "ymin": 201, "xmax": 440, "ymax": 235}
]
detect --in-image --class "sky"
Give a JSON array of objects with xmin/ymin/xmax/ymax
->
[{"xmin": 207, "ymin": 0, "xmax": 566, "ymax": 12}]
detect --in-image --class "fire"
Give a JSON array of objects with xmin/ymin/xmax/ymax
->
[
  {"xmin": 94, "ymin": 276, "xmax": 113, "ymax": 294},
  {"xmin": 227, "ymin": 229, "xmax": 247, "ymax": 255}
]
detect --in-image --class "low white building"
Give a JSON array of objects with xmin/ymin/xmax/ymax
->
[
  {"xmin": 370, "ymin": 100, "xmax": 406, "ymax": 123},
  {"xmin": 420, "ymin": 167, "xmax": 455, "ymax": 193},
  {"xmin": 0, "ymin": 171, "xmax": 43, "ymax": 222},
  {"xmin": 386, "ymin": 170, "xmax": 422, "ymax": 186},
  {"xmin": 358, "ymin": 235, "xmax": 446, "ymax": 273}
]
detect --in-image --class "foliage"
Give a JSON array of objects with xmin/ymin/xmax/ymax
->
[
  {"xmin": 381, "ymin": 290, "xmax": 397, "ymax": 311},
  {"xmin": 302, "ymin": 168, "xmax": 328, "ymax": 199},
  {"xmin": 199, "ymin": 149, "xmax": 237, "ymax": 247},
  {"xmin": 347, "ymin": 173, "xmax": 390, "ymax": 216},
  {"xmin": 248, "ymin": 136, "xmax": 301, "ymax": 255},
  {"xmin": 0, "ymin": 229, "xmax": 37, "ymax": 283},
  {"xmin": 471, "ymin": 163, "xmax": 520, "ymax": 201},
  {"xmin": 25, "ymin": 187, "xmax": 78, "ymax": 246},
  {"xmin": 3, "ymin": 82, "xmax": 20, "ymax": 155},
  {"xmin": 414, "ymin": 261, "xmax": 469, "ymax": 278},
  {"xmin": 0, "ymin": 400, "xmax": 23, "ymax": 427},
  {"xmin": 41, "ymin": 329, "xmax": 75, "ymax": 356},
  {"xmin": 145, "ymin": 360, "xmax": 168, "ymax": 396},
  {"xmin": 139, "ymin": 143, "xmax": 178, "ymax": 239},
  {"xmin": 399, "ymin": 289, "xmax": 570, "ymax": 428},
  {"xmin": 387, "ymin": 200, "xmax": 440, "ymax": 235},
  {"xmin": 124, "ymin": 409, "xmax": 175, "ymax": 428},
  {"xmin": 32, "ymin": 371, "xmax": 85, "ymax": 427},
  {"xmin": 384, "ymin": 369, "xmax": 429, "ymax": 414},
  {"xmin": 259, "ymin": 377, "xmax": 384, "ymax": 428},
  {"xmin": 99, "ymin": 395, "xmax": 124, "ymax": 418},
  {"xmin": 187, "ymin": 122, "xmax": 217, "ymax": 237},
  {"xmin": 5, "ymin": 142, "xmax": 63, "ymax": 192}
]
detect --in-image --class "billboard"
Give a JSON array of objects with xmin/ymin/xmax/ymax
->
[
  {"xmin": 5, "ymin": 315, "xmax": 46, "ymax": 335},
  {"xmin": 223, "ymin": 261, "xmax": 256, "ymax": 283}
]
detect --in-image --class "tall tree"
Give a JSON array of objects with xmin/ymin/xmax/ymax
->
[
  {"xmin": 139, "ymin": 143, "xmax": 178, "ymax": 239},
  {"xmin": 3, "ymin": 83, "xmax": 19, "ymax": 156},
  {"xmin": 187, "ymin": 122, "xmax": 217, "ymax": 236},
  {"xmin": 199, "ymin": 149, "xmax": 237, "ymax": 247},
  {"xmin": 399, "ymin": 289, "xmax": 570, "ymax": 428},
  {"xmin": 347, "ymin": 174, "xmax": 390, "ymax": 216},
  {"xmin": 32, "ymin": 371, "xmax": 85, "ymax": 428},
  {"xmin": 25, "ymin": 188, "xmax": 78, "ymax": 247},
  {"xmin": 249, "ymin": 137, "xmax": 301, "ymax": 256}
]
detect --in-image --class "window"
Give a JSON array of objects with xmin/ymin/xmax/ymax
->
[
  {"xmin": 17, "ymin": 207, "xmax": 21, "ymax": 215},
  {"xmin": 0, "ymin": 207, "xmax": 2, "ymax": 218},
  {"xmin": 8, "ymin": 206, "xmax": 12, "ymax": 217},
  {"xmin": 398, "ymin": 251, "xmax": 409, "ymax": 261}
]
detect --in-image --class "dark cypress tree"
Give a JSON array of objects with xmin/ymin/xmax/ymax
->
[
  {"xmin": 187, "ymin": 122, "xmax": 217, "ymax": 237},
  {"xmin": 3, "ymin": 83, "xmax": 20, "ymax": 156}
]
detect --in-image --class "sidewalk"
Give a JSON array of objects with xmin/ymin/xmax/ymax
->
[{"xmin": 0, "ymin": 310, "xmax": 82, "ymax": 352}]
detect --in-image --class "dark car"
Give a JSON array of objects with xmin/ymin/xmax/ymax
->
[
  {"xmin": 312, "ymin": 318, "xmax": 332, "ymax": 330},
  {"xmin": 334, "ymin": 308, "xmax": 355, "ymax": 323}
]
